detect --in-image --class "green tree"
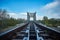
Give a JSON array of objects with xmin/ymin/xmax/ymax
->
[{"xmin": 43, "ymin": 16, "xmax": 48, "ymax": 25}]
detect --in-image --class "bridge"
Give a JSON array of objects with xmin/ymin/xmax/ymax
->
[{"xmin": 0, "ymin": 12, "xmax": 60, "ymax": 40}]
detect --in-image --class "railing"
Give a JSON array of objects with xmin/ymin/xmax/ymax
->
[
  {"xmin": 0, "ymin": 23, "xmax": 29, "ymax": 40},
  {"xmin": 0, "ymin": 21, "xmax": 60, "ymax": 40},
  {"xmin": 34, "ymin": 22, "xmax": 60, "ymax": 40}
]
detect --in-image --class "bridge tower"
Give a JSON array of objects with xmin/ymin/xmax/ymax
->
[{"xmin": 27, "ymin": 12, "xmax": 36, "ymax": 21}]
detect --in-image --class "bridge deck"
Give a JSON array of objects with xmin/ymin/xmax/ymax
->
[{"xmin": 0, "ymin": 22, "xmax": 60, "ymax": 40}]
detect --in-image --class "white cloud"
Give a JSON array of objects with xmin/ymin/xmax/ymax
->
[
  {"xmin": 36, "ymin": 14, "xmax": 43, "ymax": 20},
  {"xmin": 40, "ymin": 0, "xmax": 60, "ymax": 19},
  {"xmin": 42, "ymin": 1, "xmax": 58, "ymax": 10},
  {"xmin": 8, "ymin": 12, "xmax": 27, "ymax": 19}
]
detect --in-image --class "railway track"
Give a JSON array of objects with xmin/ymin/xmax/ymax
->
[{"xmin": 0, "ymin": 22, "xmax": 60, "ymax": 40}]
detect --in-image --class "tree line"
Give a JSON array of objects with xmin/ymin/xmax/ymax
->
[
  {"xmin": 0, "ymin": 9, "xmax": 26, "ymax": 30},
  {"xmin": 38, "ymin": 16, "xmax": 60, "ymax": 27}
]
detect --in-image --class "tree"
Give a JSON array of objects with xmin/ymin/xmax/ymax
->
[
  {"xmin": 43, "ymin": 16, "xmax": 48, "ymax": 25},
  {"xmin": 38, "ymin": 16, "xmax": 60, "ymax": 27},
  {"xmin": 43, "ymin": 16, "xmax": 48, "ymax": 20}
]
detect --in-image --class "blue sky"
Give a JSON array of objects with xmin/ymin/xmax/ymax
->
[{"xmin": 0, "ymin": 0, "xmax": 60, "ymax": 20}]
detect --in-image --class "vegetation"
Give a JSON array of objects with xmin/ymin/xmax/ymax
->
[
  {"xmin": 0, "ymin": 9, "xmax": 26, "ymax": 31},
  {"xmin": 0, "ymin": 18, "xmax": 25, "ymax": 30},
  {"xmin": 38, "ymin": 16, "xmax": 60, "ymax": 27}
]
